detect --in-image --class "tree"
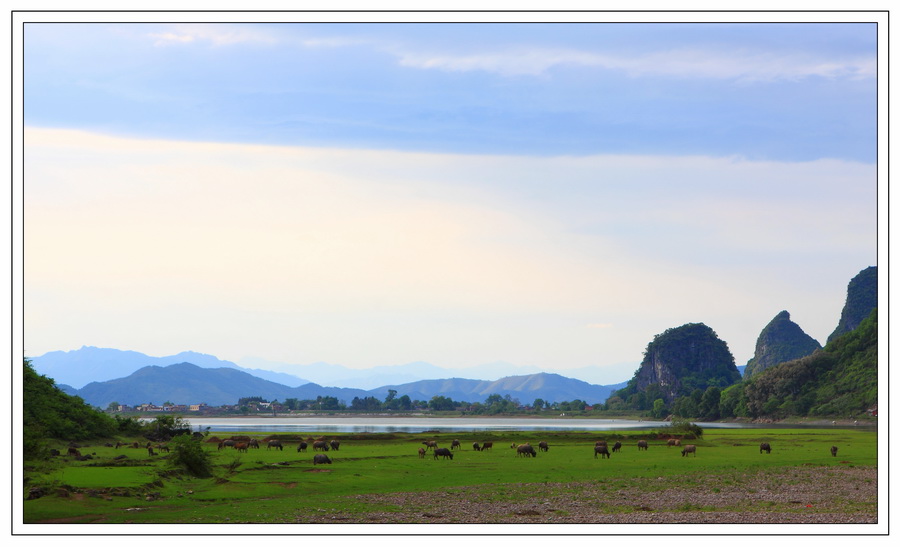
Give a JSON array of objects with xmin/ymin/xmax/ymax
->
[
  {"xmin": 168, "ymin": 434, "xmax": 213, "ymax": 478},
  {"xmin": 23, "ymin": 357, "xmax": 117, "ymax": 458},
  {"xmin": 699, "ymin": 386, "xmax": 722, "ymax": 420},
  {"xmin": 532, "ymin": 398, "xmax": 546, "ymax": 411},
  {"xmin": 651, "ymin": 398, "xmax": 668, "ymax": 419},
  {"xmin": 429, "ymin": 395, "xmax": 456, "ymax": 411},
  {"xmin": 106, "ymin": 401, "xmax": 121, "ymax": 412}
]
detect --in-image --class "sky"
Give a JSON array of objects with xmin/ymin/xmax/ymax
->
[{"xmin": 19, "ymin": 14, "xmax": 881, "ymax": 385}]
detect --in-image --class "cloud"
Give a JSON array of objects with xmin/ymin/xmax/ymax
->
[
  {"xmin": 23, "ymin": 128, "xmax": 875, "ymax": 368},
  {"xmin": 395, "ymin": 45, "xmax": 875, "ymax": 81},
  {"xmin": 147, "ymin": 24, "xmax": 279, "ymax": 47}
]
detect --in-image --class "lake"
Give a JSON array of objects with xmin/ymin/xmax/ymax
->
[{"xmin": 171, "ymin": 416, "xmax": 841, "ymax": 434}]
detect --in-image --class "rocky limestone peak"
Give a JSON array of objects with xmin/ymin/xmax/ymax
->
[
  {"xmin": 743, "ymin": 310, "xmax": 822, "ymax": 378},
  {"xmin": 828, "ymin": 266, "xmax": 877, "ymax": 344},
  {"xmin": 632, "ymin": 322, "xmax": 740, "ymax": 404}
]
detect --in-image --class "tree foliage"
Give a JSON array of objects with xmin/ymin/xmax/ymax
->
[{"xmin": 23, "ymin": 358, "xmax": 117, "ymax": 458}]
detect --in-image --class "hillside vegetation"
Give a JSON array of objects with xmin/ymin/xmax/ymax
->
[{"xmin": 732, "ymin": 308, "xmax": 877, "ymax": 420}]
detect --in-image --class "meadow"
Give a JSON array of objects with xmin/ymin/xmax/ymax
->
[{"xmin": 22, "ymin": 427, "xmax": 877, "ymax": 525}]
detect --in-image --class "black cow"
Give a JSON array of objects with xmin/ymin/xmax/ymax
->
[
  {"xmin": 594, "ymin": 445, "xmax": 610, "ymax": 459},
  {"xmin": 433, "ymin": 448, "xmax": 454, "ymax": 460},
  {"xmin": 759, "ymin": 442, "xmax": 772, "ymax": 454},
  {"xmin": 313, "ymin": 454, "xmax": 332, "ymax": 465}
]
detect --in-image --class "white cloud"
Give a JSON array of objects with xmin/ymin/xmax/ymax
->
[
  {"xmin": 395, "ymin": 45, "xmax": 875, "ymax": 81},
  {"xmin": 23, "ymin": 128, "xmax": 875, "ymax": 369},
  {"xmin": 147, "ymin": 24, "xmax": 279, "ymax": 47}
]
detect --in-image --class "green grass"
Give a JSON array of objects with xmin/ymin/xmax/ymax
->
[{"xmin": 23, "ymin": 428, "xmax": 877, "ymax": 524}]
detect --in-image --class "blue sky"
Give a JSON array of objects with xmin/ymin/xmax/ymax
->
[{"xmin": 21, "ymin": 17, "xmax": 880, "ymax": 384}]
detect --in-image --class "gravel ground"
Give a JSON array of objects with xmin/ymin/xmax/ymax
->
[{"xmin": 291, "ymin": 466, "xmax": 877, "ymax": 524}]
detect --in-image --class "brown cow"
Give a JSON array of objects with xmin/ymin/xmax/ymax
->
[
  {"xmin": 637, "ymin": 440, "xmax": 649, "ymax": 451},
  {"xmin": 67, "ymin": 447, "xmax": 81, "ymax": 458},
  {"xmin": 418, "ymin": 447, "xmax": 426, "ymax": 458},
  {"xmin": 481, "ymin": 442, "xmax": 493, "ymax": 451},
  {"xmin": 267, "ymin": 440, "xmax": 283, "ymax": 451},
  {"xmin": 313, "ymin": 441, "xmax": 329, "ymax": 452},
  {"xmin": 235, "ymin": 443, "xmax": 249, "ymax": 453},
  {"xmin": 667, "ymin": 438, "xmax": 681, "ymax": 448},
  {"xmin": 147, "ymin": 446, "xmax": 156, "ymax": 456},
  {"xmin": 594, "ymin": 445, "xmax": 610, "ymax": 459},
  {"xmin": 681, "ymin": 445, "xmax": 697, "ymax": 457},
  {"xmin": 422, "ymin": 440, "xmax": 438, "ymax": 451}
]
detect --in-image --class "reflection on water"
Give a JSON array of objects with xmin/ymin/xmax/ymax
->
[{"xmin": 163, "ymin": 416, "xmax": 828, "ymax": 434}]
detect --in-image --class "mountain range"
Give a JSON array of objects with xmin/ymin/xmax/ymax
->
[{"xmin": 55, "ymin": 360, "xmax": 626, "ymax": 408}]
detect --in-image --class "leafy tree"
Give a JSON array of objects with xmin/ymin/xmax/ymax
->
[
  {"xmin": 167, "ymin": 434, "xmax": 213, "ymax": 478},
  {"xmin": 651, "ymin": 398, "xmax": 668, "ymax": 419},
  {"xmin": 23, "ymin": 358, "xmax": 117, "ymax": 459},
  {"xmin": 698, "ymin": 386, "xmax": 722, "ymax": 420},
  {"xmin": 429, "ymin": 395, "xmax": 456, "ymax": 411}
]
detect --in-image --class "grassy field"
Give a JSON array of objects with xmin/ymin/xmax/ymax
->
[{"xmin": 22, "ymin": 427, "xmax": 877, "ymax": 524}]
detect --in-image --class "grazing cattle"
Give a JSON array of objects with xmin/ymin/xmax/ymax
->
[
  {"xmin": 481, "ymin": 442, "xmax": 493, "ymax": 451},
  {"xmin": 637, "ymin": 440, "xmax": 649, "ymax": 451},
  {"xmin": 472, "ymin": 442, "xmax": 481, "ymax": 451},
  {"xmin": 313, "ymin": 441, "xmax": 329, "ymax": 452},
  {"xmin": 330, "ymin": 440, "xmax": 341, "ymax": 451},
  {"xmin": 221, "ymin": 440, "xmax": 236, "ymax": 449},
  {"xmin": 156, "ymin": 443, "xmax": 169, "ymax": 453},
  {"xmin": 516, "ymin": 444, "xmax": 537, "ymax": 458},
  {"xmin": 538, "ymin": 441, "xmax": 549, "ymax": 452},
  {"xmin": 297, "ymin": 442, "xmax": 308, "ymax": 453},
  {"xmin": 267, "ymin": 440, "xmax": 283, "ymax": 451},
  {"xmin": 235, "ymin": 443, "xmax": 249, "ymax": 453},
  {"xmin": 248, "ymin": 440, "xmax": 260, "ymax": 449},
  {"xmin": 759, "ymin": 442, "xmax": 772, "ymax": 454},
  {"xmin": 132, "ymin": 442, "xmax": 140, "ymax": 449},
  {"xmin": 612, "ymin": 441, "xmax": 622, "ymax": 452},
  {"xmin": 433, "ymin": 448, "xmax": 454, "ymax": 460},
  {"xmin": 451, "ymin": 439, "xmax": 461, "ymax": 450},
  {"xmin": 681, "ymin": 445, "xmax": 697, "ymax": 457},
  {"xmin": 667, "ymin": 438, "xmax": 681, "ymax": 448},
  {"xmin": 147, "ymin": 447, "xmax": 156, "ymax": 456},
  {"xmin": 115, "ymin": 441, "xmax": 123, "ymax": 449},
  {"xmin": 313, "ymin": 454, "xmax": 332, "ymax": 465},
  {"xmin": 594, "ymin": 445, "xmax": 611, "ymax": 459},
  {"xmin": 422, "ymin": 440, "xmax": 439, "ymax": 451},
  {"xmin": 418, "ymin": 447, "xmax": 426, "ymax": 458},
  {"xmin": 831, "ymin": 446, "xmax": 839, "ymax": 457},
  {"xmin": 67, "ymin": 447, "xmax": 81, "ymax": 458}
]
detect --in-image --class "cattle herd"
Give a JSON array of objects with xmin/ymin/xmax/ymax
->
[{"xmin": 56, "ymin": 435, "xmax": 843, "ymax": 468}]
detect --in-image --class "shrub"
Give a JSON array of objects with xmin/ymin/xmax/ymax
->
[{"xmin": 167, "ymin": 434, "xmax": 214, "ymax": 478}]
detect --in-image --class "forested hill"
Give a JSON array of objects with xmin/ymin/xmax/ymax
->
[{"xmin": 735, "ymin": 308, "xmax": 877, "ymax": 419}]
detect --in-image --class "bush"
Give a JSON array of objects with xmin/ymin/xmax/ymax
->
[
  {"xmin": 167, "ymin": 434, "xmax": 214, "ymax": 478},
  {"xmin": 661, "ymin": 419, "xmax": 704, "ymax": 439}
]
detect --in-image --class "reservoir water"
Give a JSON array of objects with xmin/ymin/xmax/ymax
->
[{"xmin": 170, "ymin": 416, "xmax": 845, "ymax": 434}]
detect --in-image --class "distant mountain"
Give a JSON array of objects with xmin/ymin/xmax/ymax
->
[
  {"xmin": 370, "ymin": 373, "xmax": 619, "ymax": 405},
  {"xmin": 743, "ymin": 311, "xmax": 822, "ymax": 378},
  {"xmin": 31, "ymin": 347, "xmax": 310, "ymax": 390},
  {"xmin": 236, "ymin": 356, "xmax": 544, "ymax": 389},
  {"xmin": 828, "ymin": 266, "xmax": 877, "ymax": 344},
  {"xmin": 75, "ymin": 362, "xmax": 368, "ymax": 407},
  {"xmin": 70, "ymin": 362, "xmax": 623, "ymax": 408}
]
